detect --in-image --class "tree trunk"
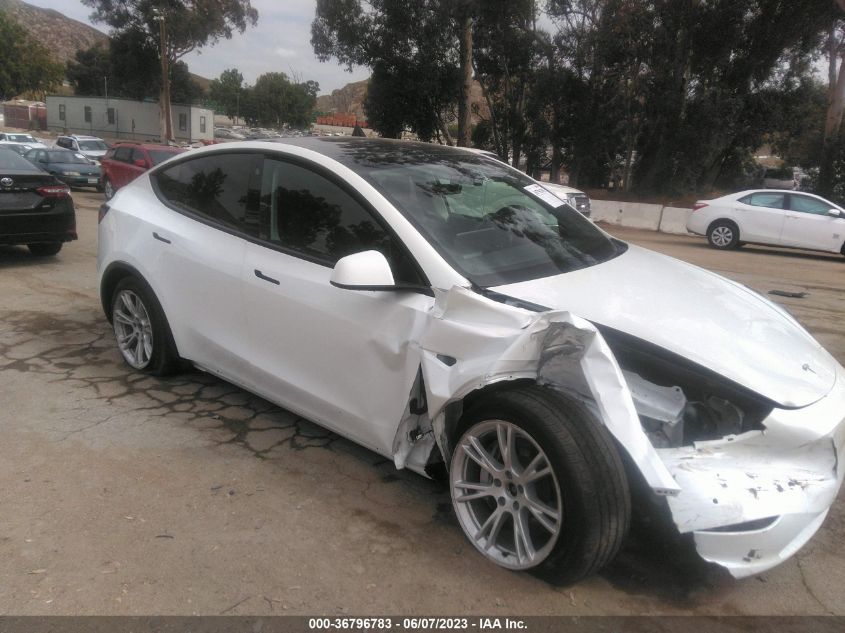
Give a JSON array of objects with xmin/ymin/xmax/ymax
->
[
  {"xmin": 457, "ymin": 12, "xmax": 473, "ymax": 147},
  {"xmin": 819, "ymin": 21, "xmax": 845, "ymax": 196}
]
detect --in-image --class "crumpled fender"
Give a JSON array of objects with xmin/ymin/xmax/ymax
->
[{"xmin": 400, "ymin": 286, "xmax": 680, "ymax": 495}]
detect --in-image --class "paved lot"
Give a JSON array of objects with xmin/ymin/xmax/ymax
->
[{"xmin": 1, "ymin": 191, "xmax": 843, "ymax": 615}]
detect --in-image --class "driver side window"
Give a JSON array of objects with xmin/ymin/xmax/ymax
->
[{"xmin": 259, "ymin": 158, "xmax": 423, "ymax": 285}]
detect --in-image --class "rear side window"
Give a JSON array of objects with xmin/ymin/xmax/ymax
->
[
  {"xmin": 130, "ymin": 148, "xmax": 147, "ymax": 164},
  {"xmin": 113, "ymin": 147, "xmax": 132, "ymax": 162},
  {"xmin": 740, "ymin": 193, "xmax": 785, "ymax": 209},
  {"xmin": 155, "ymin": 153, "xmax": 262, "ymax": 236}
]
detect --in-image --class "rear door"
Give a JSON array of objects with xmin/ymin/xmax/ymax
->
[
  {"xmin": 110, "ymin": 146, "xmax": 133, "ymax": 187},
  {"xmin": 126, "ymin": 148, "xmax": 148, "ymax": 185},
  {"xmin": 734, "ymin": 192, "xmax": 787, "ymax": 244},
  {"xmin": 149, "ymin": 151, "xmax": 263, "ymax": 377},
  {"xmin": 241, "ymin": 155, "xmax": 432, "ymax": 454},
  {"xmin": 781, "ymin": 193, "xmax": 845, "ymax": 252}
]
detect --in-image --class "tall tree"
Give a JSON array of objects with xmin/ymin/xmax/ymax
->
[
  {"xmin": 82, "ymin": 0, "xmax": 258, "ymax": 140},
  {"xmin": 0, "ymin": 9, "xmax": 63, "ymax": 101},
  {"xmin": 210, "ymin": 68, "xmax": 244, "ymax": 122}
]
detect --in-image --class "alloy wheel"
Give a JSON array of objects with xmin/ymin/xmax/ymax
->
[
  {"xmin": 112, "ymin": 289, "xmax": 153, "ymax": 369},
  {"xmin": 451, "ymin": 420, "xmax": 563, "ymax": 570},
  {"xmin": 711, "ymin": 226, "xmax": 733, "ymax": 247}
]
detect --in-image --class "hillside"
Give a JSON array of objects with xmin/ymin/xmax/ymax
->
[
  {"xmin": 0, "ymin": 0, "xmax": 210, "ymax": 91},
  {"xmin": 0, "ymin": 0, "xmax": 109, "ymax": 68}
]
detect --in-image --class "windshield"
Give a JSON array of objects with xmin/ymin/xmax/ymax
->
[
  {"xmin": 7, "ymin": 134, "xmax": 35, "ymax": 143},
  {"xmin": 348, "ymin": 149, "xmax": 622, "ymax": 286},
  {"xmin": 47, "ymin": 151, "xmax": 90, "ymax": 164},
  {"xmin": 148, "ymin": 149, "xmax": 180, "ymax": 166},
  {"xmin": 78, "ymin": 140, "xmax": 107, "ymax": 151}
]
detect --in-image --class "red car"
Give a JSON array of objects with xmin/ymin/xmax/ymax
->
[{"xmin": 100, "ymin": 143, "xmax": 186, "ymax": 199}]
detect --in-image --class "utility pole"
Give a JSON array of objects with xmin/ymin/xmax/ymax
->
[{"xmin": 153, "ymin": 8, "xmax": 173, "ymax": 143}]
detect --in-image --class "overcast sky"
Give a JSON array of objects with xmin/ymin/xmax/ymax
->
[{"xmin": 27, "ymin": 0, "xmax": 370, "ymax": 94}]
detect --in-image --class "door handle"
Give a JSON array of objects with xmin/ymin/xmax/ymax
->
[
  {"xmin": 254, "ymin": 269, "xmax": 280, "ymax": 285},
  {"xmin": 152, "ymin": 232, "xmax": 171, "ymax": 244}
]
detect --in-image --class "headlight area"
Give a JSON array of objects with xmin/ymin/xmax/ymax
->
[{"xmin": 599, "ymin": 325, "xmax": 845, "ymax": 578}]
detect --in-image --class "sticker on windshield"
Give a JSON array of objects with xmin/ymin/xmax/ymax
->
[{"xmin": 524, "ymin": 183, "xmax": 564, "ymax": 208}]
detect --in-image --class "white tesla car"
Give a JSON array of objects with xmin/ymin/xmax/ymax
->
[
  {"xmin": 687, "ymin": 189, "xmax": 845, "ymax": 255},
  {"xmin": 98, "ymin": 139, "xmax": 845, "ymax": 584}
]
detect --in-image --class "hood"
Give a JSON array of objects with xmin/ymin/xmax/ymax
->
[
  {"xmin": 82, "ymin": 150, "xmax": 107, "ymax": 158},
  {"xmin": 491, "ymin": 245, "xmax": 837, "ymax": 408},
  {"xmin": 54, "ymin": 162, "xmax": 100, "ymax": 174}
]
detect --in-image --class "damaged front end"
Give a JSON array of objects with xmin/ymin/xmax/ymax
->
[{"xmin": 393, "ymin": 286, "xmax": 845, "ymax": 579}]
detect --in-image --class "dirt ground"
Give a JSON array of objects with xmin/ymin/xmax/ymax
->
[{"xmin": 1, "ymin": 191, "xmax": 843, "ymax": 615}]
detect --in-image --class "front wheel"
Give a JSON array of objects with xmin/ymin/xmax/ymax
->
[
  {"xmin": 111, "ymin": 277, "xmax": 180, "ymax": 375},
  {"xmin": 450, "ymin": 387, "xmax": 630, "ymax": 585},
  {"xmin": 28, "ymin": 242, "xmax": 62, "ymax": 256},
  {"xmin": 707, "ymin": 221, "xmax": 739, "ymax": 249}
]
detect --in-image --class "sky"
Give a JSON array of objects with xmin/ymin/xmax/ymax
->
[{"xmin": 26, "ymin": 0, "xmax": 370, "ymax": 95}]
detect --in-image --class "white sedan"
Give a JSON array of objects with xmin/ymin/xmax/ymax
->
[
  {"xmin": 98, "ymin": 140, "xmax": 845, "ymax": 583},
  {"xmin": 687, "ymin": 189, "xmax": 845, "ymax": 255}
]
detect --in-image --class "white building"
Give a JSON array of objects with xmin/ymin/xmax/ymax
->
[{"xmin": 45, "ymin": 95, "xmax": 213, "ymax": 142}]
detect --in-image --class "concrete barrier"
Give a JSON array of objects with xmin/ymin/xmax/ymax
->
[
  {"xmin": 591, "ymin": 199, "xmax": 692, "ymax": 235},
  {"xmin": 658, "ymin": 206, "xmax": 693, "ymax": 235},
  {"xmin": 591, "ymin": 200, "xmax": 663, "ymax": 231}
]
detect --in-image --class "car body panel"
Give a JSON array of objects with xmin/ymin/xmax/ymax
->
[
  {"xmin": 491, "ymin": 244, "xmax": 835, "ymax": 409},
  {"xmin": 0, "ymin": 160, "xmax": 76, "ymax": 245}
]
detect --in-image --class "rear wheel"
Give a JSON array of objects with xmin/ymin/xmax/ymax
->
[
  {"xmin": 450, "ymin": 387, "xmax": 630, "ymax": 585},
  {"xmin": 111, "ymin": 277, "xmax": 180, "ymax": 375},
  {"xmin": 28, "ymin": 242, "xmax": 62, "ymax": 256},
  {"xmin": 103, "ymin": 177, "xmax": 115, "ymax": 199},
  {"xmin": 707, "ymin": 220, "xmax": 739, "ymax": 249}
]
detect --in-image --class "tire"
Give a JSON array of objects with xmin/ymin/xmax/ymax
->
[
  {"xmin": 103, "ymin": 177, "xmax": 115, "ymax": 200},
  {"xmin": 449, "ymin": 386, "xmax": 630, "ymax": 585},
  {"xmin": 28, "ymin": 242, "xmax": 62, "ymax": 257},
  {"xmin": 110, "ymin": 277, "xmax": 181, "ymax": 376},
  {"xmin": 707, "ymin": 220, "xmax": 739, "ymax": 249}
]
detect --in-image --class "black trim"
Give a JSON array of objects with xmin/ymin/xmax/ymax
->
[
  {"xmin": 148, "ymin": 148, "xmax": 432, "ymax": 289},
  {"xmin": 254, "ymin": 269, "xmax": 280, "ymax": 285},
  {"xmin": 329, "ymin": 280, "xmax": 434, "ymax": 295},
  {"xmin": 152, "ymin": 232, "xmax": 171, "ymax": 244}
]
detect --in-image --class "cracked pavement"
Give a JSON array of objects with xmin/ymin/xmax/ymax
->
[{"xmin": 0, "ymin": 191, "xmax": 843, "ymax": 615}]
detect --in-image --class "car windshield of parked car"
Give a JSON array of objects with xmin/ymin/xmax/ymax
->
[
  {"xmin": 0, "ymin": 148, "xmax": 38, "ymax": 170},
  {"xmin": 47, "ymin": 151, "xmax": 89, "ymax": 164},
  {"xmin": 78, "ymin": 140, "xmax": 107, "ymax": 151},
  {"xmin": 345, "ymin": 147, "xmax": 623, "ymax": 286},
  {"xmin": 148, "ymin": 150, "xmax": 180, "ymax": 166},
  {"xmin": 7, "ymin": 134, "xmax": 35, "ymax": 143}
]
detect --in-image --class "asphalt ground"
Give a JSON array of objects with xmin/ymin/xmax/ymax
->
[{"xmin": 0, "ymin": 190, "xmax": 843, "ymax": 615}]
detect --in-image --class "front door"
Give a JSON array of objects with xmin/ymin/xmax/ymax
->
[
  {"xmin": 242, "ymin": 156, "xmax": 432, "ymax": 455},
  {"xmin": 781, "ymin": 193, "xmax": 845, "ymax": 252}
]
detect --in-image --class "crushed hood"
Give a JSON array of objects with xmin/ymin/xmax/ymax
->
[{"xmin": 491, "ymin": 245, "xmax": 836, "ymax": 409}]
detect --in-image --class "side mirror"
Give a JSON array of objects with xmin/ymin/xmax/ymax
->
[
  {"xmin": 330, "ymin": 250, "xmax": 395, "ymax": 290},
  {"xmin": 133, "ymin": 158, "xmax": 148, "ymax": 168},
  {"xmin": 827, "ymin": 208, "xmax": 842, "ymax": 217}
]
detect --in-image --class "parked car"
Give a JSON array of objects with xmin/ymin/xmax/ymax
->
[
  {"xmin": 541, "ymin": 182, "xmax": 592, "ymax": 218},
  {"xmin": 0, "ymin": 133, "xmax": 47, "ymax": 148},
  {"xmin": 98, "ymin": 138, "xmax": 845, "ymax": 583},
  {"xmin": 0, "ymin": 141, "xmax": 37, "ymax": 156},
  {"xmin": 687, "ymin": 189, "xmax": 845, "ymax": 255},
  {"xmin": 55, "ymin": 135, "xmax": 109, "ymax": 164},
  {"xmin": 25, "ymin": 147, "xmax": 102, "ymax": 190},
  {"xmin": 0, "ymin": 147, "xmax": 76, "ymax": 256},
  {"xmin": 761, "ymin": 167, "xmax": 796, "ymax": 190},
  {"xmin": 100, "ymin": 142, "xmax": 186, "ymax": 199},
  {"xmin": 214, "ymin": 127, "xmax": 246, "ymax": 140}
]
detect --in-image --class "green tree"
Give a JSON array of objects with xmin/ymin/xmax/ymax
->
[
  {"xmin": 246, "ymin": 73, "xmax": 318, "ymax": 129},
  {"xmin": 210, "ymin": 68, "xmax": 244, "ymax": 121},
  {"xmin": 0, "ymin": 9, "xmax": 63, "ymax": 100}
]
